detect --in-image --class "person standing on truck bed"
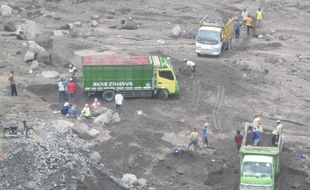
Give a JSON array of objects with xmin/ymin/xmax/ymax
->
[
  {"xmin": 234, "ymin": 130, "xmax": 243, "ymax": 153},
  {"xmin": 241, "ymin": 8, "xmax": 248, "ymax": 28},
  {"xmin": 249, "ymin": 126, "xmax": 261, "ymax": 146},
  {"xmin": 272, "ymin": 120, "xmax": 283, "ymax": 146},
  {"xmin": 256, "ymin": 8, "xmax": 264, "ymax": 28},
  {"xmin": 8, "ymin": 70, "xmax": 18, "ymax": 96},
  {"xmin": 115, "ymin": 93, "xmax": 124, "ymax": 114}
]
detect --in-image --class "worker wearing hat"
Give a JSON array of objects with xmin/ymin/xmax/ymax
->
[
  {"xmin": 184, "ymin": 59, "xmax": 196, "ymax": 78},
  {"xmin": 202, "ymin": 122, "xmax": 209, "ymax": 148},
  {"xmin": 272, "ymin": 120, "xmax": 282, "ymax": 146}
]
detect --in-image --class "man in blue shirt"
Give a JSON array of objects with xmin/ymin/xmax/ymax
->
[
  {"xmin": 252, "ymin": 128, "xmax": 261, "ymax": 146},
  {"xmin": 234, "ymin": 17, "xmax": 241, "ymax": 39},
  {"xmin": 202, "ymin": 123, "xmax": 209, "ymax": 148}
]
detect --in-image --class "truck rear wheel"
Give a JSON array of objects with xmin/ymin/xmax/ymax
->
[
  {"xmin": 158, "ymin": 89, "xmax": 168, "ymax": 100},
  {"xmin": 102, "ymin": 90, "xmax": 115, "ymax": 102}
]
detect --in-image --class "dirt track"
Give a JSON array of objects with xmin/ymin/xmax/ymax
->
[{"xmin": 1, "ymin": 0, "xmax": 310, "ymax": 189}]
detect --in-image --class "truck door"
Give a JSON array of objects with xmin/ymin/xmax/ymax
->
[{"xmin": 156, "ymin": 69, "xmax": 176, "ymax": 94}]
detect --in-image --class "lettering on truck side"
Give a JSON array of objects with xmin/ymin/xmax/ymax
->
[{"xmin": 92, "ymin": 82, "xmax": 133, "ymax": 87}]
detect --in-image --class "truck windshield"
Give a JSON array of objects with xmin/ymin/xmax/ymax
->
[
  {"xmin": 196, "ymin": 30, "xmax": 220, "ymax": 45},
  {"xmin": 242, "ymin": 162, "xmax": 272, "ymax": 178}
]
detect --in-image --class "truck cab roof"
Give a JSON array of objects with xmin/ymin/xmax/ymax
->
[{"xmin": 243, "ymin": 155, "xmax": 273, "ymax": 163}]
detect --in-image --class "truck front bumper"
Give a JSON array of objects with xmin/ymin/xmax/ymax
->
[{"xmin": 196, "ymin": 48, "xmax": 220, "ymax": 56}]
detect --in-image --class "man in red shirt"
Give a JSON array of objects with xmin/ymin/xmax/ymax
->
[
  {"xmin": 67, "ymin": 78, "xmax": 76, "ymax": 102},
  {"xmin": 234, "ymin": 130, "xmax": 243, "ymax": 153}
]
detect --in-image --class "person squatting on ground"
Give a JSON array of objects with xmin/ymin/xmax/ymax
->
[
  {"xmin": 234, "ymin": 130, "xmax": 243, "ymax": 153},
  {"xmin": 241, "ymin": 8, "xmax": 248, "ymax": 28},
  {"xmin": 91, "ymin": 97, "xmax": 101, "ymax": 109},
  {"xmin": 60, "ymin": 102, "xmax": 70, "ymax": 116},
  {"xmin": 245, "ymin": 15, "xmax": 255, "ymax": 36},
  {"xmin": 184, "ymin": 59, "xmax": 196, "ymax": 78},
  {"xmin": 115, "ymin": 93, "xmax": 124, "ymax": 114},
  {"xmin": 67, "ymin": 104, "xmax": 77, "ymax": 118},
  {"xmin": 202, "ymin": 123, "xmax": 209, "ymax": 148},
  {"xmin": 256, "ymin": 8, "xmax": 264, "ymax": 28},
  {"xmin": 8, "ymin": 70, "xmax": 18, "ymax": 96},
  {"xmin": 234, "ymin": 17, "xmax": 241, "ymax": 39},
  {"xmin": 187, "ymin": 128, "xmax": 200, "ymax": 152},
  {"xmin": 79, "ymin": 104, "xmax": 91, "ymax": 119},
  {"xmin": 272, "ymin": 120, "xmax": 283, "ymax": 146},
  {"xmin": 67, "ymin": 78, "xmax": 76, "ymax": 102}
]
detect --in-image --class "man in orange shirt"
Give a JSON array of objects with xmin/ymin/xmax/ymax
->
[{"xmin": 245, "ymin": 15, "xmax": 255, "ymax": 36}]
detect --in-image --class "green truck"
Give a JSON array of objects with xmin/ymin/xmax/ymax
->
[
  {"xmin": 81, "ymin": 54, "xmax": 179, "ymax": 101},
  {"xmin": 239, "ymin": 123, "xmax": 283, "ymax": 190}
]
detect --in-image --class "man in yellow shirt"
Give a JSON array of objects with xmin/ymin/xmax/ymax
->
[
  {"xmin": 80, "ymin": 104, "xmax": 91, "ymax": 119},
  {"xmin": 256, "ymin": 8, "xmax": 264, "ymax": 28},
  {"xmin": 245, "ymin": 15, "xmax": 255, "ymax": 36},
  {"xmin": 187, "ymin": 128, "xmax": 200, "ymax": 151}
]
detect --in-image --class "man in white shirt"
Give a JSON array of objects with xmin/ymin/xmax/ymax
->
[
  {"xmin": 58, "ymin": 79, "xmax": 66, "ymax": 102},
  {"xmin": 184, "ymin": 59, "xmax": 196, "ymax": 78},
  {"xmin": 241, "ymin": 8, "xmax": 248, "ymax": 28},
  {"xmin": 115, "ymin": 93, "xmax": 124, "ymax": 114}
]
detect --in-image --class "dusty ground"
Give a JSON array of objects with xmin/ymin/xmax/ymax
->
[{"xmin": 0, "ymin": 0, "xmax": 310, "ymax": 189}]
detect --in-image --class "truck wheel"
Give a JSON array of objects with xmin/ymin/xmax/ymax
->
[
  {"xmin": 158, "ymin": 89, "xmax": 168, "ymax": 100},
  {"xmin": 197, "ymin": 53, "xmax": 202, "ymax": 57},
  {"xmin": 102, "ymin": 90, "xmax": 115, "ymax": 102}
]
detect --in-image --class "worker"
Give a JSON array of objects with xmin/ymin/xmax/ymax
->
[
  {"xmin": 245, "ymin": 15, "xmax": 254, "ymax": 36},
  {"xmin": 201, "ymin": 123, "xmax": 209, "ymax": 148},
  {"xmin": 272, "ymin": 120, "xmax": 283, "ymax": 146},
  {"xmin": 241, "ymin": 8, "xmax": 248, "ymax": 27},
  {"xmin": 60, "ymin": 102, "xmax": 70, "ymax": 116},
  {"xmin": 184, "ymin": 59, "xmax": 196, "ymax": 78},
  {"xmin": 58, "ymin": 78, "xmax": 66, "ymax": 102},
  {"xmin": 8, "ymin": 70, "xmax": 18, "ymax": 96},
  {"xmin": 187, "ymin": 128, "xmax": 200, "ymax": 151},
  {"xmin": 67, "ymin": 78, "xmax": 76, "ymax": 103},
  {"xmin": 68, "ymin": 64, "xmax": 78, "ymax": 79},
  {"xmin": 252, "ymin": 112, "xmax": 262, "ymax": 130},
  {"xmin": 91, "ymin": 97, "xmax": 101, "ymax": 109},
  {"xmin": 67, "ymin": 104, "xmax": 77, "ymax": 118},
  {"xmin": 249, "ymin": 126, "xmax": 261, "ymax": 146},
  {"xmin": 234, "ymin": 130, "xmax": 243, "ymax": 153},
  {"xmin": 256, "ymin": 8, "xmax": 264, "ymax": 28},
  {"xmin": 234, "ymin": 17, "xmax": 241, "ymax": 39},
  {"xmin": 115, "ymin": 93, "xmax": 124, "ymax": 114},
  {"xmin": 80, "ymin": 104, "xmax": 91, "ymax": 119}
]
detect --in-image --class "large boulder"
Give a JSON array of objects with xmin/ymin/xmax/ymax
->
[
  {"xmin": 16, "ymin": 20, "xmax": 41, "ymax": 40},
  {"xmin": 41, "ymin": 70, "xmax": 59, "ymax": 78},
  {"xmin": 122, "ymin": 174, "xmax": 137, "ymax": 186},
  {"xmin": 170, "ymin": 24, "xmax": 182, "ymax": 38},
  {"xmin": 91, "ymin": 106, "xmax": 110, "ymax": 117},
  {"xmin": 71, "ymin": 122, "xmax": 91, "ymax": 139},
  {"xmin": 0, "ymin": 4, "xmax": 12, "ymax": 16},
  {"xmin": 3, "ymin": 21, "xmax": 16, "ymax": 32},
  {"xmin": 26, "ymin": 41, "xmax": 46, "ymax": 54},
  {"xmin": 51, "ymin": 119, "xmax": 74, "ymax": 134},
  {"xmin": 30, "ymin": 60, "xmax": 40, "ymax": 70},
  {"xmin": 122, "ymin": 20, "xmax": 138, "ymax": 30},
  {"xmin": 111, "ymin": 112, "xmax": 121, "ymax": 123},
  {"xmin": 94, "ymin": 110, "xmax": 114, "ymax": 125},
  {"xmin": 35, "ymin": 34, "xmax": 53, "ymax": 49},
  {"xmin": 89, "ymin": 151, "xmax": 101, "ymax": 163},
  {"xmin": 36, "ymin": 51, "xmax": 51, "ymax": 64},
  {"xmin": 24, "ymin": 51, "xmax": 35, "ymax": 62}
]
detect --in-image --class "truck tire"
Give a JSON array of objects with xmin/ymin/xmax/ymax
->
[
  {"xmin": 158, "ymin": 89, "xmax": 168, "ymax": 100},
  {"xmin": 102, "ymin": 90, "xmax": 115, "ymax": 102}
]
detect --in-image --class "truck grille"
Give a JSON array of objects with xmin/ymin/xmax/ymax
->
[{"xmin": 244, "ymin": 185, "xmax": 266, "ymax": 190}]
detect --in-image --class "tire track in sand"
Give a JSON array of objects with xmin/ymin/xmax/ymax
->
[{"xmin": 212, "ymin": 86, "xmax": 225, "ymax": 131}]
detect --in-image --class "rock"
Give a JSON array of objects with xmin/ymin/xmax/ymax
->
[
  {"xmin": 108, "ymin": 21, "xmax": 119, "ymax": 29},
  {"xmin": 51, "ymin": 120, "xmax": 74, "ymax": 134},
  {"xmin": 0, "ymin": 4, "xmax": 12, "ymax": 16},
  {"xmin": 156, "ymin": 39, "xmax": 165, "ymax": 45},
  {"xmin": 73, "ymin": 21, "xmax": 82, "ymax": 27},
  {"xmin": 123, "ymin": 20, "xmax": 138, "ymax": 30},
  {"xmin": 91, "ymin": 15, "xmax": 100, "ymax": 20},
  {"xmin": 136, "ymin": 178, "xmax": 147, "ymax": 187},
  {"xmin": 15, "ymin": 20, "xmax": 41, "ymax": 40},
  {"xmin": 279, "ymin": 34, "xmax": 291, "ymax": 41},
  {"xmin": 170, "ymin": 24, "xmax": 182, "ymax": 37},
  {"xmin": 58, "ymin": 23, "xmax": 73, "ymax": 30},
  {"xmin": 24, "ymin": 51, "xmax": 35, "ymax": 62},
  {"xmin": 94, "ymin": 110, "xmax": 113, "ymax": 125},
  {"xmin": 53, "ymin": 30, "xmax": 69, "ymax": 36},
  {"xmin": 291, "ymin": 183, "xmax": 301, "ymax": 189},
  {"xmin": 305, "ymin": 176, "xmax": 310, "ymax": 184},
  {"xmin": 92, "ymin": 106, "xmax": 110, "ymax": 117},
  {"xmin": 89, "ymin": 151, "xmax": 101, "ymax": 163},
  {"xmin": 122, "ymin": 174, "xmax": 137, "ymax": 186},
  {"xmin": 30, "ymin": 60, "xmax": 40, "ymax": 70},
  {"xmin": 50, "ymin": 51, "xmax": 70, "ymax": 66},
  {"xmin": 3, "ymin": 21, "xmax": 16, "ymax": 32},
  {"xmin": 106, "ymin": 15, "xmax": 114, "ymax": 19},
  {"xmin": 258, "ymin": 34, "xmax": 264, "ymax": 39},
  {"xmin": 36, "ymin": 51, "xmax": 51, "ymax": 64},
  {"xmin": 265, "ymin": 34, "xmax": 273, "ymax": 41},
  {"xmin": 35, "ymin": 34, "xmax": 53, "ymax": 49},
  {"xmin": 176, "ymin": 167, "xmax": 185, "ymax": 174},
  {"xmin": 180, "ymin": 30, "xmax": 195, "ymax": 39},
  {"xmin": 87, "ymin": 128, "xmax": 100, "ymax": 137},
  {"xmin": 27, "ymin": 41, "xmax": 46, "ymax": 54},
  {"xmin": 264, "ymin": 55, "xmax": 287, "ymax": 64},
  {"xmin": 90, "ymin": 20, "xmax": 98, "ymax": 27},
  {"xmin": 111, "ymin": 112, "xmax": 121, "ymax": 123},
  {"xmin": 41, "ymin": 70, "xmax": 59, "ymax": 78},
  {"xmin": 71, "ymin": 122, "xmax": 92, "ymax": 139}
]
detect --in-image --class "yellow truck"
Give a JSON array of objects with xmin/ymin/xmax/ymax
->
[{"xmin": 196, "ymin": 15, "xmax": 234, "ymax": 56}]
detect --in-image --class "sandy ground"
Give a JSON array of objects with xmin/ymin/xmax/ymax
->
[{"xmin": 0, "ymin": 0, "xmax": 310, "ymax": 189}]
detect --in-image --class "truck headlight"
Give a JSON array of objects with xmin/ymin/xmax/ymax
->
[
  {"xmin": 212, "ymin": 48, "xmax": 220, "ymax": 52},
  {"xmin": 196, "ymin": 47, "xmax": 203, "ymax": 51}
]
